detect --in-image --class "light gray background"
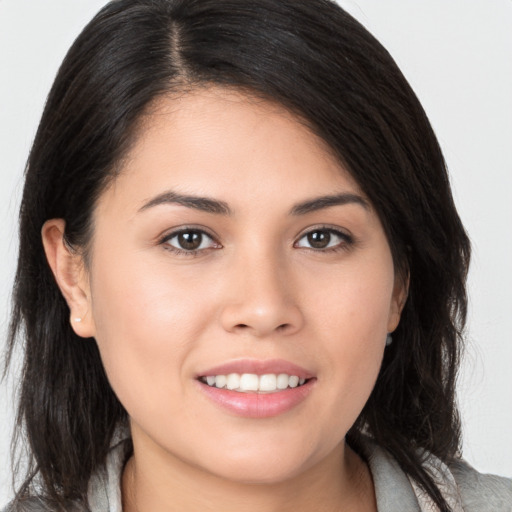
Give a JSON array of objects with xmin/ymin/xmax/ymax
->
[{"xmin": 1, "ymin": 0, "xmax": 511, "ymax": 502}]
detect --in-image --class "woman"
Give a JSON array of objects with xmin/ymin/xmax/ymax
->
[{"xmin": 2, "ymin": 0, "xmax": 511, "ymax": 510}]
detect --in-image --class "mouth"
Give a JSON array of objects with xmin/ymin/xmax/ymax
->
[
  {"xmin": 198, "ymin": 373, "xmax": 310, "ymax": 393},
  {"xmin": 196, "ymin": 360, "xmax": 316, "ymax": 418}
]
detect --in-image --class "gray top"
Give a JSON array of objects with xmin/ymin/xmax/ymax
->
[{"xmin": 4, "ymin": 435, "xmax": 512, "ymax": 511}]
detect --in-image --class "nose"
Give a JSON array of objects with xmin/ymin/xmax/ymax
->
[{"xmin": 220, "ymin": 250, "xmax": 304, "ymax": 338}]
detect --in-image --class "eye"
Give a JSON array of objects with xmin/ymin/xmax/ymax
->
[
  {"xmin": 162, "ymin": 228, "xmax": 219, "ymax": 254},
  {"xmin": 295, "ymin": 228, "xmax": 352, "ymax": 251}
]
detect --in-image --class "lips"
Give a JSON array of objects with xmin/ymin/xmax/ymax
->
[{"xmin": 196, "ymin": 359, "xmax": 316, "ymax": 418}]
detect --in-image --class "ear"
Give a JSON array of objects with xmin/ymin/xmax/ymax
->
[
  {"xmin": 387, "ymin": 270, "xmax": 409, "ymax": 333},
  {"xmin": 41, "ymin": 219, "xmax": 96, "ymax": 338}
]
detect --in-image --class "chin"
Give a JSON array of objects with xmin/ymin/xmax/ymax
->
[
  {"xmin": 196, "ymin": 442, "xmax": 320, "ymax": 485},
  {"xmin": 208, "ymin": 458, "xmax": 309, "ymax": 485}
]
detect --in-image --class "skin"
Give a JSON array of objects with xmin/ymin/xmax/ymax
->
[{"xmin": 43, "ymin": 88, "xmax": 407, "ymax": 511}]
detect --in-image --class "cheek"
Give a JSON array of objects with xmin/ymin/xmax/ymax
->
[
  {"xmin": 87, "ymin": 251, "xmax": 215, "ymax": 417},
  {"xmin": 307, "ymin": 254, "xmax": 395, "ymax": 347},
  {"xmin": 302, "ymin": 256, "xmax": 394, "ymax": 426}
]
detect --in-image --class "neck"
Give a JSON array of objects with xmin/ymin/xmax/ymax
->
[{"xmin": 122, "ymin": 432, "xmax": 376, "ymax": 512}]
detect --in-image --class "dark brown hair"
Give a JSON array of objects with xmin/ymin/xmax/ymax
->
[{"xmin": 5, "ymin": 0, "xmax": 470, "ymax": 510}]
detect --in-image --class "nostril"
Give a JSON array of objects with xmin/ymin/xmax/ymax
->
[
  {"xmin": 276, "ymin": 323, "xmax": 290, "ymax": 332},
  {"xmin": 221, "ymin": 301, "xmax": 304, "ymax": 337}
]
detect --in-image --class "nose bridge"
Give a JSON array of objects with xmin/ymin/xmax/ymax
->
[{"xmin": 220, "ymin": 241, "xmax": 303, "ymax": 337}]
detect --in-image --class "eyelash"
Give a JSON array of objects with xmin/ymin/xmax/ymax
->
[
  {"xmin": 294, "ymin": 226, "xmax": 354, "ymax": 253},
  {"xmin": 159, "ymin": 226, "xmax": 354, "ymax": 257},
  {"xmin": 160, "ymin": 227, "xmax": 220, "ymax": 257}
]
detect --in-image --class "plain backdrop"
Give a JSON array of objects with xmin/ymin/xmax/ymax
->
[{"xmin": 1, "ymin": 0, "xmax": 511, "ymax": 502}]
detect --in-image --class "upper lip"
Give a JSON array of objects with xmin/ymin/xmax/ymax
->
[{"xmin": 197, "ymin": 359, "xmax": 314, "ymax": 379}]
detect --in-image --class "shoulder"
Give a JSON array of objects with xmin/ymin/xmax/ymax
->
[
  {"xmin": 2, "ymin": 429, "xmax": 131, "ymax": 512},
  {"xmin": 1, "ymin": 497, "xmax": 84, "ymax": 512},
  {"xmin": 355, "ymin": 435, "xmax": 512, "ymax": 512},
  {"xmin": 1, "ymin": 498, "xmax": 85, "ymax": 512},
  {"xmin": 419, "ymin": 449, "xmax": 512, "ymax": 512},
  {"xmin": 449, "ymin": 459, "xmax": 512, "ymax": 512}
]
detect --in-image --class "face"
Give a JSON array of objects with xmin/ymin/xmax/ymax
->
[{"xmin": 77, "ymin": 88, "xmax": 405, "ymax": 483}]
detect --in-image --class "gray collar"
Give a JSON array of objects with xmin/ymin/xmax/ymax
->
[{"xmin": 360, "ymin": 439, "xmax": 421, "ymax": 511}]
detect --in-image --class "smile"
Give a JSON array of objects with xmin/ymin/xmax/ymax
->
[
  {"xmin": 199, "ymin": 373, "xmax": 308, "ymax": 393},
  {"xmin": 196, "ymin": 360, "xmax": 316, "ymax": 418}
]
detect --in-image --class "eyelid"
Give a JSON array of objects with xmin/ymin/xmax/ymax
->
[
  {"xmin": 159, "ymin": 224, "xmax": 219, "ymax": 241},
  {"xmin": 159, "ymin": 225, "xmax": 222, "ymax": 255},
  {"xmin": 157, "ymin": 224, "xmax": 354, "ymax": 256},
  {"xmin": 294, "ymin": 225, "xmax": 354, "ymax": 250}
]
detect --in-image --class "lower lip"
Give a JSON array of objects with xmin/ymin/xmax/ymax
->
[{"xmin": 197, "ymin": 379, "xmax": 315, "ymax": 418}]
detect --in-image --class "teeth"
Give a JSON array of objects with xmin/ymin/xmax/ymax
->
[
  {"xmin": 226, "ymin": 373, "xmax": 240, "ymax": 390},
  {"xmin": 239, "ymin": 373, "xmax": 259, "ymax": 391},
  {"xmin": 202, "ymin": 373, "xmax": 308, "ymax": 393},
  {"xmin": 289, "ymin": 375, "xmax": 299, "ymax": 388},
  {"xmin": 215, "ymin": 375, "xmax": 227, "ymax": 388},
  {"xmin": 259, "ymin": 374, "xmax": 277, "ymax": 391},
  {"xmin": 276, "ymin": 373, "xmax": 289, "ymax": 390}
]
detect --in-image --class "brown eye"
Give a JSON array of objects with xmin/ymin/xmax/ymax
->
[
  {"xmin": 164, "ymin": 229, "xmax": 217, "ymax": 253},
  {"xmin": 307, "ymin": 230, "xmax": 331, "ymax": 249},
  {"xmin": 178, "ymin": 231, "xmax": 203, "ymax": 250},
  {"xmin": 295, "ymin": 228, "xmax": 352, "ymax": 251}
]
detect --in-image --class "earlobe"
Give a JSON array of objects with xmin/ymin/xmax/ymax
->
[{"xmin": 41, "ymin": 219, "xmax": 95, "ymax": 338}]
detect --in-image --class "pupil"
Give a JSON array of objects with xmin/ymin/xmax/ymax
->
[
  {"xmin": 178, "ymin": 231, "xmax": 202, "ymax": 250},
  {"xmin": 308, "ymin": 230, "xmax": 330, "ymax": 249}
]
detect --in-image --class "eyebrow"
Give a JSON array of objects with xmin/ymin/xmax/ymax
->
[
  {"xmin": 289, "ymin": 193, "xmax": 369, "ymax": 215},
  {"xmin": 138, "ymin": 190, "xmax": 368, "ymax": 216},
  {"xmin": 139, "ymin": 191, "xmax": 231, "ymax": 215}
]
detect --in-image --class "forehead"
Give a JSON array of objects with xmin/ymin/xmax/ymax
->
[{"xmin": 97, "ymin": 87, "xmax": 366, "ymax": 216}]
